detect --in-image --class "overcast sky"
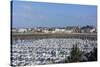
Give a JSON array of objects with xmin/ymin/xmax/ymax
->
[{"xmin": 12, "ymin": 1, "xmax": 97, "ymax": 28}]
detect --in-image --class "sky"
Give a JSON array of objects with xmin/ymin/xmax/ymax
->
[{"xmin": 12, "ymin": 1, "xmax": 97, "ymax": 28}]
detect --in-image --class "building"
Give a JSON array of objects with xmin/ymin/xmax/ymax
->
[{"xmin": 17, "ymin": 28, "xmax": 28, "ymax": 33}]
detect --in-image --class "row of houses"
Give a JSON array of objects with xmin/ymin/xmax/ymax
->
[{"xmin": 12, "ymin": 25, "xmax": 96, "ymax": 33}]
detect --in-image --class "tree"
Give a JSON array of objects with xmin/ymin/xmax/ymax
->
[{"xmin": 67, "ymin": 44, "xmax": 83, "ymax": 63}]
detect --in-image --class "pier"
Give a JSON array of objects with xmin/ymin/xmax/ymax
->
[{"xmin": 12, "ymin": 33, "xmax": 97, "ymax": 40}]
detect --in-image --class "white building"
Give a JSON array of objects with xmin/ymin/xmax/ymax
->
[
  {"xmin": 51, "ymin": 29, "xmax": 73, "ymax": 33},
  {"xmin": 12, "ymin": 28, "xmax": 17, "ymax": 32},
  {"xmin": 64, "ymin": 29, "xmax": 74, "ymax": 33},
  {"xmin": 90, "ymin": 28, "xmax": 96, "ymax": 33},
  {"xmin": 18, "ymin": 28, "xmax": 27, "ymax": 33},
  {"xmin": 43, "ymin": 30, "xmax": 50, "ymax": 33}
]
